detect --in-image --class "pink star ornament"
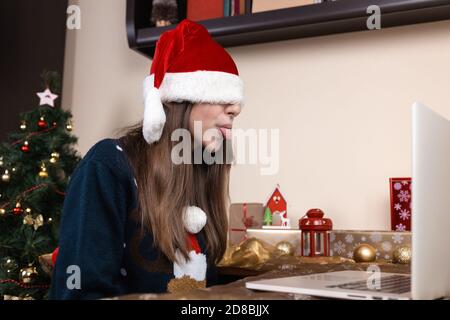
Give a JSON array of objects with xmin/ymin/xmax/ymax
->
[{"xmin": 36, "ymin": 88, "xmax": 58, "ymax": 107}]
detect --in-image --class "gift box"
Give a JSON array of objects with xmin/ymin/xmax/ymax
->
[
  {"xmin": 228, "ymin": 203, "xmax": 264, "ymax": 245},
  {"xmin": 390, "ymin": 177, "xmax": 412, "ymax": 231},
  {"xmin": 246, "ymin": 228, "xmax": 302, "ymax": 255},
  {"xmin": 330, "ymin": 230, "xmax": 412, "ymax": 261}
]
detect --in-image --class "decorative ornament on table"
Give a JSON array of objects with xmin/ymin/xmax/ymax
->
[
  {"xmin": 38, "ymin": 162, "xmax": 48, "ymax": 178},
  {"xmin": 21, "ymin": 140, "xmax": 30, "ymax": 153},
  {"xmin": 228, "ymin": 203, "xmax": 264, "ymax": 245},
  {"xmin": 167, "ymin": 206, "xmax": 208, "ymax": 293},
  {"xmin": 299, "ymin": 208, "xmax": 333, "ymax": 257},
  {"xmin": 262, "ymin": 184, "xmax": 290, "ymax": 229},
  {"xmin": 13, "ymin": 202, "xmax": 23, "ymax": 215},
  {"xmin": 37, "ymin": 116, "xmax": 48, "ymax": 129},
  {"xmin": 389, "ymin": 177, "xmax": 412, "ymax": 232},
  {"xmin": 2, "ymin": 169, "xmax": 10, "ymax": 182},
  {"xmin": 19, "ymin": 265, "xmax": 38, "ymax": 284},
  {"xmin": 353, "ymin": 244, "xmax": 377, "ymax": 263},
  {"xmin": 275, "ymin": 241, "xmax": 295, "ymax": 256},
  {"xmin": 151, "ymin": 0, "xmax": 178, "ymax": 27},
  {"xmin": 392, "ymin": 245, "xmax": 412, "ymax": 264},
  {"xmin": 36, "ymin": 88, "xmax": 58, "ymax": 107}
]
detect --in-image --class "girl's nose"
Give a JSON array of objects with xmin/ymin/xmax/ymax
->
[{"xmin": 225, "ymin": 103, "xmax": 242, "ymax": 118}]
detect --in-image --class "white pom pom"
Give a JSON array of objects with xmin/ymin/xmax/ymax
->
[
  {"xmin": 183, "ymin": 206, "xmax": 207, "ymax": 234},
  {"xmin": 142, "ymin": 75, "xmax": 166, "ymax": 144}
]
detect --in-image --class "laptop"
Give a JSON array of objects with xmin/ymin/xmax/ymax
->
[{"xmin": 245, "ymin": 102, "xmax": 450, "ymax": 300}]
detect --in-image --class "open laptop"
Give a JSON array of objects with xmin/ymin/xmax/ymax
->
[{"xmin": 245, "ymin": 102, "xmax": 450, "ymax": 300}]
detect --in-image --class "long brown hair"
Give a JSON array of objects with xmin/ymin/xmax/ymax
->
[{"xmin": 115, "ymin": 101, "xmax": 231, "ymax": 264}]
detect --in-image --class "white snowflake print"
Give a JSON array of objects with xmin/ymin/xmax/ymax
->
[
  {"xmin": 370, "ymin": 233, "xmax": 382, "ymax": 243},
  {"xmin": 330, "ymin": 233, "xmax": 336, "ymax": 242},
  {"xmin": 345, "ymin": 234, "xmax": 354, "ymax": 244},
  {"xmin": 401, "ymin": 180, "xmax": 409, "ymax": 185},
  {"xmin": 392, "ymin": 234, "xmax": 404, "ymax": 244},
  {"xmin": 394, "ymin": 182, "xmax": 402, "ymax": 190},
  {"xmin": 381, "ymin": 241, "xmax": 392, "ymax": 252},
  {"xmin": 394, "ymin": 203, "xmax": 402, "ymax": 211},
  {"xmin": 384, "ymin": 254, "xmax": 391, "ymax": 260},
  {"xmin": 396, "ymin": 223, "xmax": 407, "ymax": 231},
  {"xmin": 399, "ymin": 209, "xmax": 410, "ymax": 221},
  {"xmin": 346, "ymin": 251, "xmax": 354, "ymax": 259},
  {"xmin": 397, "ymin": 190, "xmax": 411, "ymax": 202},
  {"xmin": 333, "ymin": 241, "xmax": 346, "ymax": 255},
  {"xmin": 361, "ymin": 236, "xmax": 367, "ymax": 242}
]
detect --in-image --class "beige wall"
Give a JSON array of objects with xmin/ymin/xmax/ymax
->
[{"xmin": 63, "ymin": 0, "xmax": 450, "ymax": 230}]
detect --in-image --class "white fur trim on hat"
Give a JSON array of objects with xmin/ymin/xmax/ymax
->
[
  {"xmin": 144, "ymin": 71, "xmax": 244, "ymax": 105},
  {"xmin": 142, "ymin": 77, "xmax": 166, "ymax": 144},
  {"xmin": 183, "ymin": 206, "xmax": 207, "ymax": 234}
]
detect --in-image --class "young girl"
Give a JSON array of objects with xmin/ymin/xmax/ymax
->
[{"xmin": 50, "ymin": 19, "xmax": 244, "ymax": 299}]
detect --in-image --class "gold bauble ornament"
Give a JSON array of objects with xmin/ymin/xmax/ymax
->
[
  {"xmin": 276, "ymin": 241, "xmax": 295, "ymax": 256},
  {"xmin": 0, "ymin": 208, "xmax": 5, "ymax": 215},
  {"xmin": 1, "ymin": 257, "xmax": 18, "ymax": 272},
  {"xmin": 392, "ymin": 246, "xmax": 412, "ymax": 264},
  {"xmin": 2, "ymin": 169, "xmax": 10, "ymax": 182},
  {"xmin": 66, "ymin": 121, "xmax": 73, "ymax": 131},
  {"xmin": 38, "ymin": 163, "xmax": 48, "ymax": 178},
  {"xmin": 49, "ymin": 152, "xmax": 60, "ymax": 164},
  {"xmin": 353, "ymin": 244, "xmax": 377, "ymax": 263},
  {"xmin": 19, "ymin": 266, "xmax": 38, "ymax": 284},
  {"xmin": 20, "ymin": 121, "xmax": 27, "ymax": 130}
]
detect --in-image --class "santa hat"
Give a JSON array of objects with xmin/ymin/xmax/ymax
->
[{"xmin": 142, "ymin": 19, "xmax": 245, "ymax": 144}]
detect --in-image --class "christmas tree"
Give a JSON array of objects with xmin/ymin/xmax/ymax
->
[
  {"xmin": 263, "ymin": 207, "xmax": 272, "ymax": 226},
  {"xmin": 0, "ymin": 71, "xmax": 81, "ymax": 299}
]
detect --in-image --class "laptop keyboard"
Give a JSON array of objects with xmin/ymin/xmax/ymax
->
[{"xmin": 327, "ymin": 275, "xmax": 411, "ymax": 294}]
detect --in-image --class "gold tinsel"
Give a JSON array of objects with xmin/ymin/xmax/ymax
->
[{"xmin": 218, "ymin": 238, "xmax": 353, "ymax": 271}]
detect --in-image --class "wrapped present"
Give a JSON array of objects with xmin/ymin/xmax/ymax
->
[
  {"xmin": 228, "ymin": 203, "xmax": 264, "ymax": 245},
  {"xmin": 330, "ymin": 230, "xmax": 412, "ymax": 261},
  {"xmin": 246, "ymin": 228, "xmax": 302, "ymax": 255},
  {"xmin": 390, "ymin": 177, "xmax": 412, "ymax": 231}
]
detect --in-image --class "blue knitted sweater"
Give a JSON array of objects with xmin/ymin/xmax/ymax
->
[{"xmin": 49, "ymin": 138, "xmax": 218, "ymax": 299}]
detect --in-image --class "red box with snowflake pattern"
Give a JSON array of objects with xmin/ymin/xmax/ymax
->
[{"xmin": 389, "ymin": 177, "xmax": 412, "ymax": 231}]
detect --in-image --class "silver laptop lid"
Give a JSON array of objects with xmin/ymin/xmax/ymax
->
[{"xmin": 412, "ymin": 102, "xmax": 450, "ymax": 299}]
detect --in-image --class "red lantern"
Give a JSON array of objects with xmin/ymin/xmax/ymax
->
[{"xmin": 299, "ymin": 208, "xmax": 332, "ymax": 257}]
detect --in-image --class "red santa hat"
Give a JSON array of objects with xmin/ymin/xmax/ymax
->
[{"xmin": 142, "ymin": 18, "xmax": 245, "ymax": 144}]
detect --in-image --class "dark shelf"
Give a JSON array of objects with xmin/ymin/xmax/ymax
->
[{"xmin": 127, "ymin": 0, "xmax": 450, "ymax": 59}]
